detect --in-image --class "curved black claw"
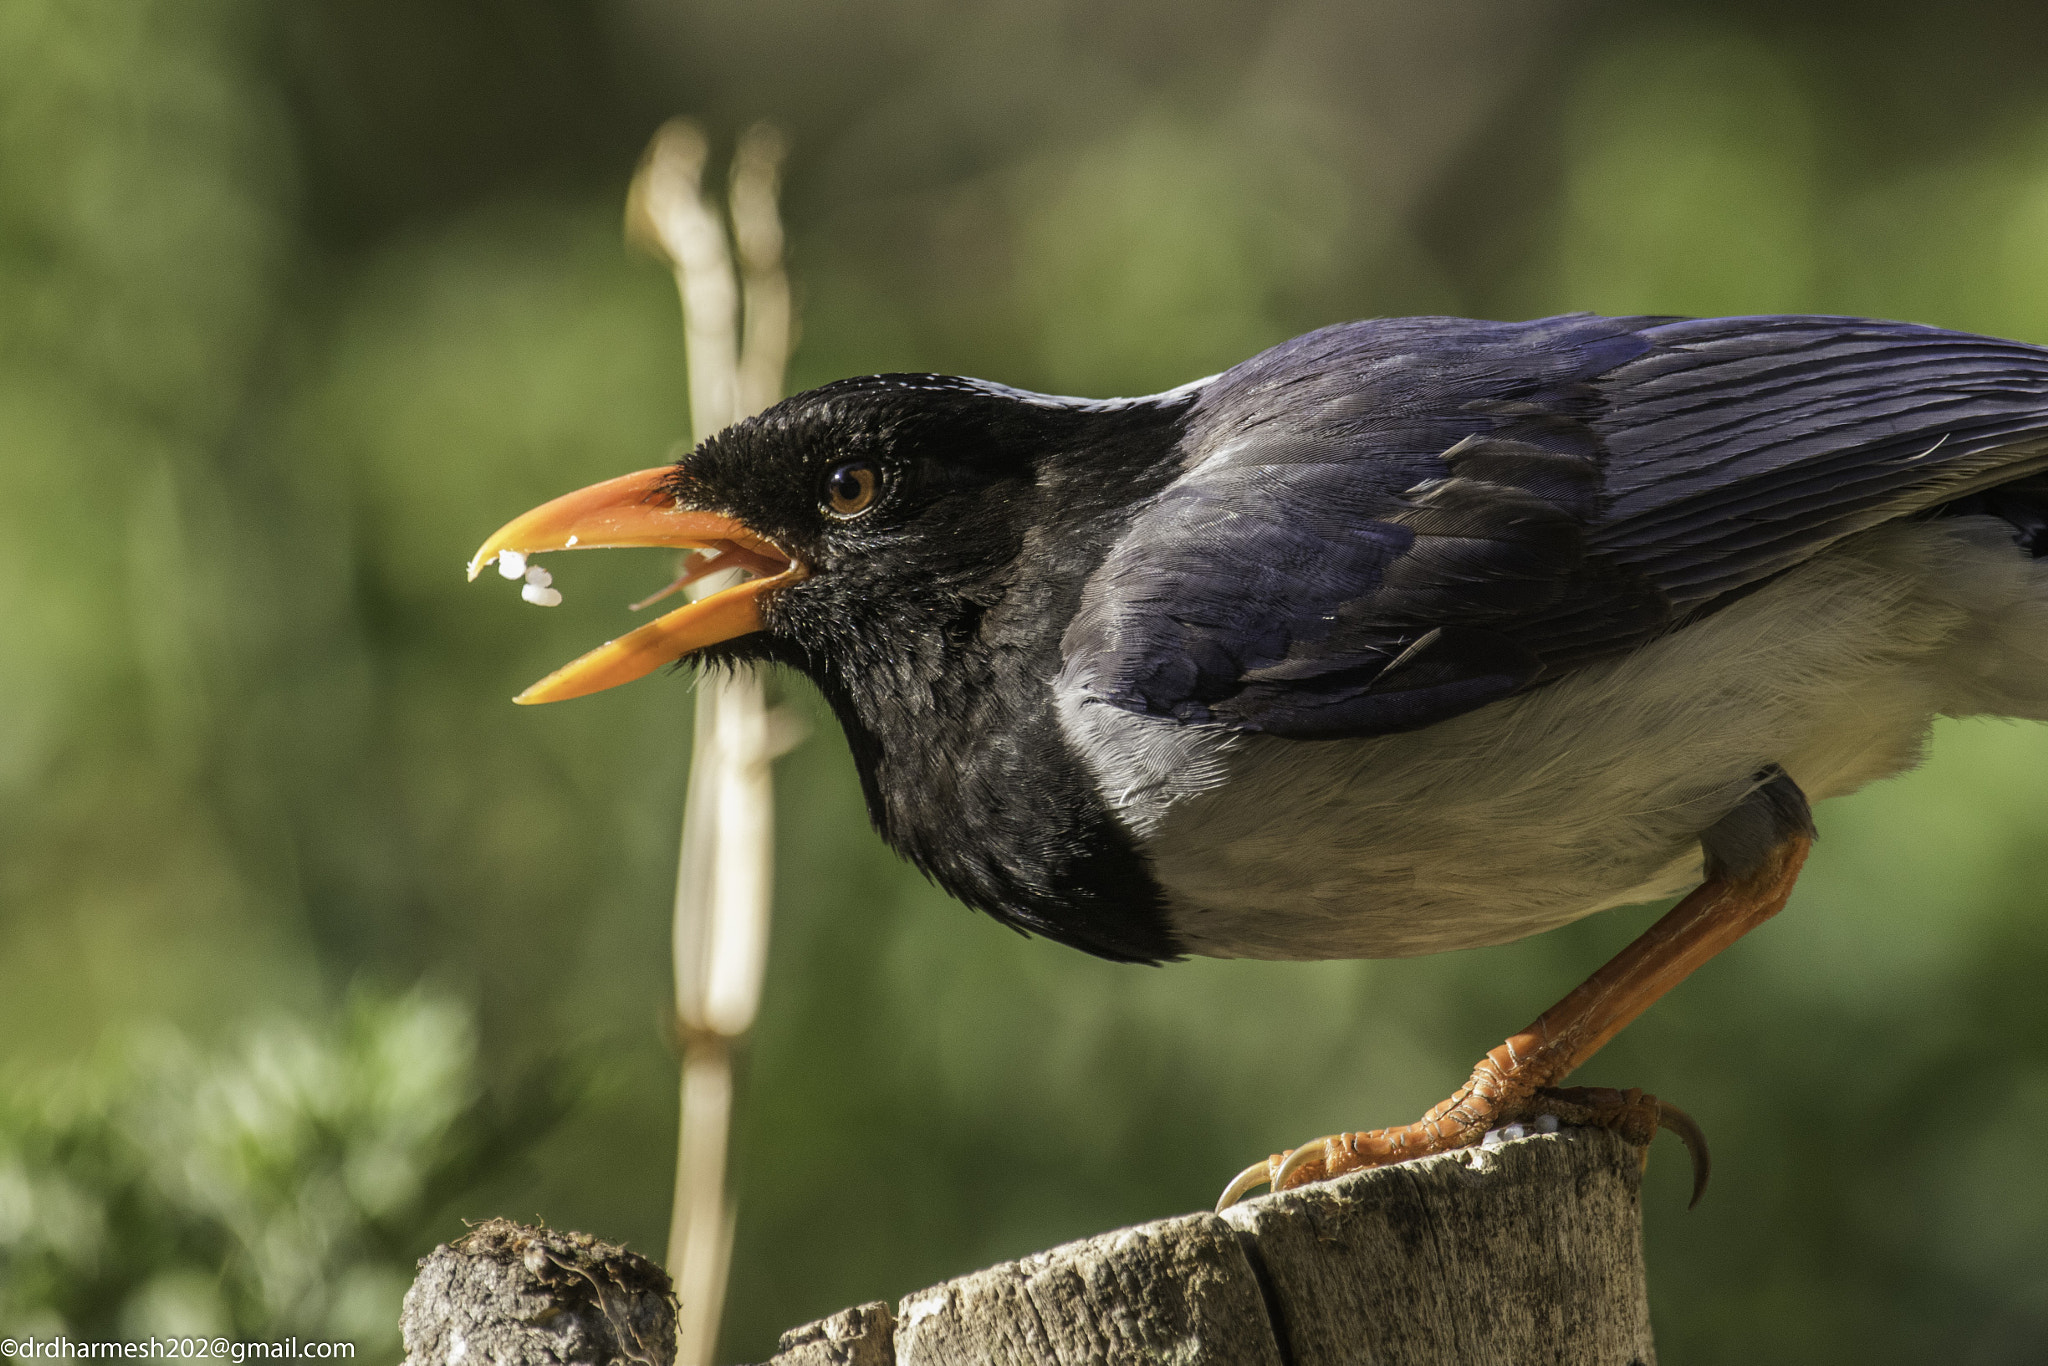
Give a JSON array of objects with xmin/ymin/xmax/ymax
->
[
  {"xmin": 1655, "ymin": 1098, "xmax": 1712, "ymax": 1210},
  {"xmin": 1532, "ymin": 1084, "xmax": 1710, "ymax": 1209}
]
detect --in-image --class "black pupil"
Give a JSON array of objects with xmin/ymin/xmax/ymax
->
[{"xmin": 831, "ymin": 465, "xmax": 868, "ymax": 504}]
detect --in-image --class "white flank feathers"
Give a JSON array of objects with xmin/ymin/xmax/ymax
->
[{"xmin": 1074, "ymin": 518, "xmax": 2048, "ymax": 960}]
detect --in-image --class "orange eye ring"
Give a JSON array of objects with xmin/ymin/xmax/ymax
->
[{"xmin": 825, "ymin": 461, "xmax": 879, "ymax": 517}]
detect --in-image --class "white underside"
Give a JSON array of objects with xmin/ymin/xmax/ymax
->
[{"xmin": 1063, "ymin": 518, "xmax": 2048, "ymax": 960}]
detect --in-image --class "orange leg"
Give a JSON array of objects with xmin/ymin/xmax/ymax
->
[{"xmin": 1217, "ymin": 828, "xmax": 1812, "ymax": 1210}]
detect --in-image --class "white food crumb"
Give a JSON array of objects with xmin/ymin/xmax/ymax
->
[
  {"xmin": 524, "ymin": 564, "xmax": 553, "ymax": 588},
  {"xmin": 522, "ymin": 583, "xmax": 563, "ymax": 607},
  {"xmin": 566, "ymin": 534, "xmax": 579, "ymax": 546},
  {"xmin": 1499, "ymin": 1123, "xmax": 1527, "ymax": 1141},
  {"xmin": 1480, "ymin": 1129, "xmax": 1503, "ymax": 1149},
  {"xmin": 496, "ymin": 549, "xmax": 527, "ymax": 579},
  {"xmin": 1535, "ymin": 1113, "xmax": 1560, "ymax": 1134}
]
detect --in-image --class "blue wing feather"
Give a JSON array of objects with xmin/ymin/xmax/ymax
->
[{"xmin": 1064, "ymin": 313, "xmax": 2048, "ymax": 739}]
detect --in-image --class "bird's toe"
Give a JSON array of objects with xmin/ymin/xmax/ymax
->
[
  {"xmin": 1531, "ymin": 1084, "xmax": 1711, "ymax": 1207},
  {"xmin": 1215, "ymin": 1085, "xmax": 1706, "ymax": 1211}
]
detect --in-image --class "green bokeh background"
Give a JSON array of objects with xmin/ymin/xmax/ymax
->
[{"xmin": 7, "ymin": 0, "xmax": 2048, "ymax": 1359}]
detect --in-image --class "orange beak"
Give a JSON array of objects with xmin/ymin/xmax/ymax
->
[{"xmin": 468, "ymin": 466, "xmax": 807, "ymax": 704}]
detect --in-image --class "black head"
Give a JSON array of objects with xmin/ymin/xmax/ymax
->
[
  {"xmin": 670, "ymin": 377, "xmax": 1100, "ymax": 673},
  {"xmin": 660, "ymin": 375, "xmax": 1196, "ymax": 961}
]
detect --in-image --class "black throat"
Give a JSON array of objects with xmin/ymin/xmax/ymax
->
[{"xmin": 754, "ymin": 393, "xmax": 1192, "ymax": 963}]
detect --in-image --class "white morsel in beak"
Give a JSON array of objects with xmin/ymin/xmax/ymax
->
[
  {"xmin": 496, "ymin": 549, "xmax": 528, "ymax": 579},
  {"xmin": 522, "ymin": 563, "xmax": 559, "ymax": 605}
]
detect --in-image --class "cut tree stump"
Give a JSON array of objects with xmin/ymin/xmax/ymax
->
[
  {"xmin": 401, "ymin": 1126, "xmax": 1659, "ymax": 1366},
  {"xmin": 401, "ymin": 1219, "xmax": 678, "ymax": 1366}
]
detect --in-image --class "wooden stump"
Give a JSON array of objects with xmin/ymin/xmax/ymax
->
[
  {"xmin": 401, "ymin": 1127, "xmax": 1657, "ymax": 1366},
  {"xmin": 762, "ymin": 1127, "xmax": 1654, "ymax": 1366},
  {"xmin": 401, "ymin": 1219, "xmax": 678, "ymax": 1366}
]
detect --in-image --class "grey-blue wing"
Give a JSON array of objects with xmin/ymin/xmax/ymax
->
[{"xmin": 1061, "ymin": 313, "xmax": 2048, "ymax": 739}]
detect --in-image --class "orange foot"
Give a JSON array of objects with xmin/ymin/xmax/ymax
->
[
  {"xmin": 1215, "ymin": 812, "xmax": 1810, "ymax": 1213},
  {"xmin": 1217, "ymin": 1081, "xmax": 1708, "ymax": 1211}
]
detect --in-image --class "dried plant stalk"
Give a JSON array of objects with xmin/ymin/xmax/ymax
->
[
  {"xmin": 628, "ymin": 116, "xmax": 795, "ymax": 1366},
  {"xmin": 731, "ymin": 123, "xmax": 793, "ymax": 421},
  {"xmin": 629, "ymin": 120, "xmax": 742, "ymax": 433}
]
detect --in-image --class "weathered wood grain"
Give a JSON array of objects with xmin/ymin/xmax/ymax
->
[
  {"xmin": 889, "ymin": 1209, "xmax": 1282, "ymax": 1366},
  {"xmin": 401, "ymin": 1126, "xmax": 1658, "ymax": 1365},
  {"xmin": 760, "ymin": 1125, "xmax": 1655, "ymax": 1365},
  {"xmin": 1219, "ymin": 1127, "xmax": 1655, "ymax": 1365},
  {"xmin": 400, "ymin": 1218, "xmax": 677, "ymax": 1366},
  {"xmin": 769, "ymin": 1302, "xmax": 897, "ymax": 1366}
]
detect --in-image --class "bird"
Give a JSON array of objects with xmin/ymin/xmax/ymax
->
[{"xmin": 469, "ymin": 312, "xmax": 2048, "ymax": 1210}]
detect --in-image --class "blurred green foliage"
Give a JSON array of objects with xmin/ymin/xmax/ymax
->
[
  {"xmin": 8, "ymin": 0, "xmax": 2048, "ymax": 1360},
  {"xmin": 0, "ymin": 993, "xmax": 556, "ymax": 1353}
]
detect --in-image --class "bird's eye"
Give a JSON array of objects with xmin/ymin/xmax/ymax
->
[{"xmin": 824, "ymin": 461, "xmax": 880, "ymax": 518}]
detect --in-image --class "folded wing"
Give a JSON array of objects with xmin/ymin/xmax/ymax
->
[{"xmin": 1061, "ymin": 314, "xmax": 2048, "ymax": 739}]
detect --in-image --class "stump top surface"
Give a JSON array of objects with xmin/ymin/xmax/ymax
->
[
  {"xmin": 402, "ymin": 1218, "xmax": 678, "ymax": 1366},
  {"xmin": 398, "ymin": 1130, "xmax": 1658, "ymax": 1366},
  {"xmin": 766, "ymin": 1126, "xmax": 1657, "ymax": 1366}
]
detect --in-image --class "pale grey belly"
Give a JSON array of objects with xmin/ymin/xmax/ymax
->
[{"xmin": 1105, "ymin": 520, "xmax": 2048, "ymax": 960}]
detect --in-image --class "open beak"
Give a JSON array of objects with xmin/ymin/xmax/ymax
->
[{"xmin": 469, "ymin": 466, "xmax": 807, "ymax": 704}]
